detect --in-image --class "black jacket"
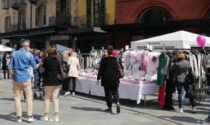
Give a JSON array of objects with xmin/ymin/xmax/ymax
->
[
  {"xmin": 43, "ymin": 57, "xmax": 62, "ymax": 86},
  {"xmin": 97, "ymin": 56, "xmax": 119, "ymax": 89}
]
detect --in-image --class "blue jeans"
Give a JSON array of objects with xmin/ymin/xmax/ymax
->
[
  {"xmin": 176, "ymin": 83, "xmax": 195, "ymax": 108},
  {"xmin": 33, "ymin": 69, "xmax": 39, "ymax": 88}
]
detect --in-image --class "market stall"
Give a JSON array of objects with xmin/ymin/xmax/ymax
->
[
  {"xmin": 76, "ymin": 76, "xmax": 158, "ymax": 104},
  {"xmin": 131, "ymin": 30, "xmax": 210, "ymax": 50}
]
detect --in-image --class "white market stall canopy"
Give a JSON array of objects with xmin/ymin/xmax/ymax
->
[
  {"xmin": 131, "ymin": 30, "xmax": 210, "ymax": 50},
  {"xmin": 0, "ymin": 44, "xmax": 13, "ymax": 52}
]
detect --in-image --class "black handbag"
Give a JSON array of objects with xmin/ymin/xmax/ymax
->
[
  {"xmin": 117, "ymin": 60, "xmax": 124, "ymax": 78},
  {"xmin": 51, "ymin": 67, "xmax": 65, "ymax": 82},
  {"xmin": 185, "ymin": 68, "xmax": 196, "ymax": 85}
]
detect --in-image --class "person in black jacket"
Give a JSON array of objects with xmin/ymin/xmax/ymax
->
[
  {"xmin": 42, "ymin": 48, "xmax": 62, "ymax": 122},
  {"xmin": 2, "ymin": 52, "xmax": 10, "ymax": 79},
  {"xmin": 97, "ymin": 46, "xmax": 120, "ymax": 114}
]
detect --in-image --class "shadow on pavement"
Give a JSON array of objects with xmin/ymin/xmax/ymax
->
[
  {"xmin": 71, "ymin": 106, "xmax": 104, "ymax": 112},
  {"xmin": 0, "ymin": 112, "xmax": 42, "ymax": 123},
  {"xmin": 0, "ymin": 98, "xmax": 14, "ymax": 101},
  {"xmin": 160, "ymin": 116, "xmax": 201, "ymax": 124},
  {"xmin": 184, "ymin": 109, "xmax": 208, "ymax": 115},
  {"xmin": 0, "ymin": 112, "xmax": 17, "ymax": 122},
  {"xmin": 0, "ymin": 98, "xmax": 26, "ymax": 103}
]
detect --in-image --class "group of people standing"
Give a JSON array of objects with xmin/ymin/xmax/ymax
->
[
  {"xmin": 8, "ymin": 39, "xmax": 80, "ymax": 123},
  {"xmin": 7, "ymin": 39, "xmax": 121, "ymax": 123}
]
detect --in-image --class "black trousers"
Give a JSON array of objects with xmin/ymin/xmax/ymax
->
[
  {"xmin": 67, "ymin": 77, "xmax": 76, "ymax": 92},
  {"xmin": 164, "ymin": 80, "xmax": 175, "ymax": 109},
  {"xmin": 3, "ymin": 68, "xmax": 10, "ymax": 79},
  {"xmin": 104, "ymin": 87, "xmax": 120, "ymax": 109}
]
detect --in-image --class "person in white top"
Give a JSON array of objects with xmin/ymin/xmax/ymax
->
[{"xmin": 64, "ymin": 51, "xmax": 80, "ymax": 96}]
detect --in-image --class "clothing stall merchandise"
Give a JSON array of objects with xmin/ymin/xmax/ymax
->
[
  {"xmin": 79, "ymin": 50, "xmax": 105, "ymax": 76},
  {"xmin": 156, "ymin": 49, "xmax": 210, "ymax": 108},
  {"xmin": 122, "ymin": 50, "xmax": 160, "ymax": 82},
  {"xmin": 75, "ymin": 49, "xmax": 160, "ymax": 103}
]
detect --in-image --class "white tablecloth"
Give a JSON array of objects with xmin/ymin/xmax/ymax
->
[{"xmin": 76, "ymin": 77, "xmax": 159, "ymax": 104}]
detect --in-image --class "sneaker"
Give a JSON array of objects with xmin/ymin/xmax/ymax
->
[
  {"xmin": 192, "ymin": 107, "xmax": 196, "ymax": 113},
  {"xmin": 116, "ymin": 105, "xmax": 120, "ymax": 114},
  {"xmin": 53, "ymin": 117, "xmax": 59, "ymax": 122},
  {"xmin": 28, "ymin": 116, "xmax": 34, "ymax": 123},
  {"xmin": 42, "ymin": 116, "xmax": 49, "ymax": 121},
  {"xmin": 17, "ymin": 117, "xmax": 22, "ymax": 123},
  {"xmin": 104, "ymin": 108, "xmax": 112, "ymax": 113},
  {"xmin": 63, "ymin": 91, "xmax": 70, "ymax": 96},
  {"xmin": 179, "ymin": 108, "xmax": 184, "ymax": 113},
  {"xmin": 72, "ymin": 92, "xmax": 75, "ymax": 96}
]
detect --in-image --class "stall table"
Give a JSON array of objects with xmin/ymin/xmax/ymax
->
[{"xmin": 76, "ymin": 76, "xmax": 159, "ymax": 104}]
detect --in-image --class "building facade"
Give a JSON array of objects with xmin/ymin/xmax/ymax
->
[
  {"xmin": 104, "ymin": 0, "xmax": 210, "ymax": 49},
  {"xmin": 0, "ymin": 0, "xmax": 116, "ymax": 52}
]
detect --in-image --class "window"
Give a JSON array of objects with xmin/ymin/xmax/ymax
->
[
  {"xmin": 86, "ymin": 0, "xmax": 92, "ymax": 27},
  {"xmin": 138, "ymin": 7, "xmax": 172, "ymax": 23},
  {"xmin": 2, "ymin": 0, "xmax": 10, "ymax": 9},
  {"xmin": 94, "ymin": 0, "xmax": 105, "ymax": 26},
  {"xmin": 4, "ymin": 16, "xmax": 11, "ymax": 32},
  {"xmin": 36, "ymin": 5, "xmax": 46, "ymax": 26}
]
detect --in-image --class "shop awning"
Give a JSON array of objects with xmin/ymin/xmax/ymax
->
[
  {"xmin": 0, "ymin": 26, "xmax": 66, "ymax": 39},
  {"xmin": 58, "ymin": 27, "xmax": 106, "ymax": 36}
]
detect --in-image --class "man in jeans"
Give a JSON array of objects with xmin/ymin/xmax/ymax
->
[{"xmin": 9, "ymin": 39, "xmax": 38, "ymax": 123}]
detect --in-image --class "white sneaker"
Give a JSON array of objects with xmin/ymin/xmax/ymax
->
[
  {"xmin": 192, "ymin": 107, "xmax": 196, "ymax": 113},
  {"xmin": 17, "ymin": 117, "xmax": 22, "ymax": 123},
  {"xmin": 28, "ymin": 116, "xmax": 34, "ymax": 123},
  {"xmin": 42, "ymin": 116, "xmax": 49, "ymax": 121},
  {"xmin": 53, "ymin": 117, "xmax": 60, "ymax": 122},
  {"xmin": 72, "ymin": 92, "xmax": 75, "ymax": 96},
  {"xmin": 179, "ymin": 108, "xmax": 184, "ymax": 113},
  {"xmin": 64, "ymin": 91, "xmax": 70, "ymax": 96}
]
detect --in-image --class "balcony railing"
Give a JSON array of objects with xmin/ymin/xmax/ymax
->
[
  {"xmin": 17, "ymin": 21, "xmax": 26, "ymax": 31},
  {"xmin": 72, "ymin": 13, "xmax": 112, "ymax": 28},
  {"xmin": 11, "ymin": 0, "xmax": 27, "ymax": 10},
  {"xmin": 28, "ymin": 0, "xmax": 38, "ymax": 5},
  {"xmin": 48, "ymin": 16, "xmax": 71, "ymax": 27},
  {"xmin": 11, "ymin": 24, "xmax": 18, "ymax": 31}
]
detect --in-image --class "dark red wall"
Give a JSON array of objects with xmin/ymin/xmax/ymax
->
[
  {"xmin": 114, "ymin": 0, "xmax": 210, "ymax": 49},
  {"xmin": 116, "ymin": 0, "xmax": 210, "ymax": 23}
]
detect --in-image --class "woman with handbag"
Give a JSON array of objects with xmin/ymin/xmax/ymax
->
[
  {"xmin": 97, "ymin": 46, "xmax": 120, "ymax": 114},
  {"xmin": 42, "ymin": 48, "xmax": 62, "ymax": 122},
  {"xmin": 172, "ymin": 51, "xmax": 195, "ymax": 113}
]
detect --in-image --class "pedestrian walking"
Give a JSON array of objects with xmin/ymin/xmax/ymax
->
[
  {"xmin": 172, "ymin": 51, "xmax": 195, "ymax": 113},
  {"xmin": 97, "ymin": 45, "xmax": 121, "ymax": 114},
  {"xmin": 9, "ymin": 39, "xmax": 38, "ymax": 123},
  {"xmin": 42, "ymin": 47, "xmax": 62, "ymax": 122}
]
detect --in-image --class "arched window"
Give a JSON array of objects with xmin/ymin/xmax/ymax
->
[{"xmin": 138, "ymin": 7, "xmax": 172, "ymax": 23}]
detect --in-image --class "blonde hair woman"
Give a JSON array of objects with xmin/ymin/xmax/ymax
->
[
  {"xmin": 64, "ymin": 51, "xmax": 80, "ymax": 96},
  {"xmin": 172, "ymin": 51, "xmax": 195, "ymax": 113}
]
